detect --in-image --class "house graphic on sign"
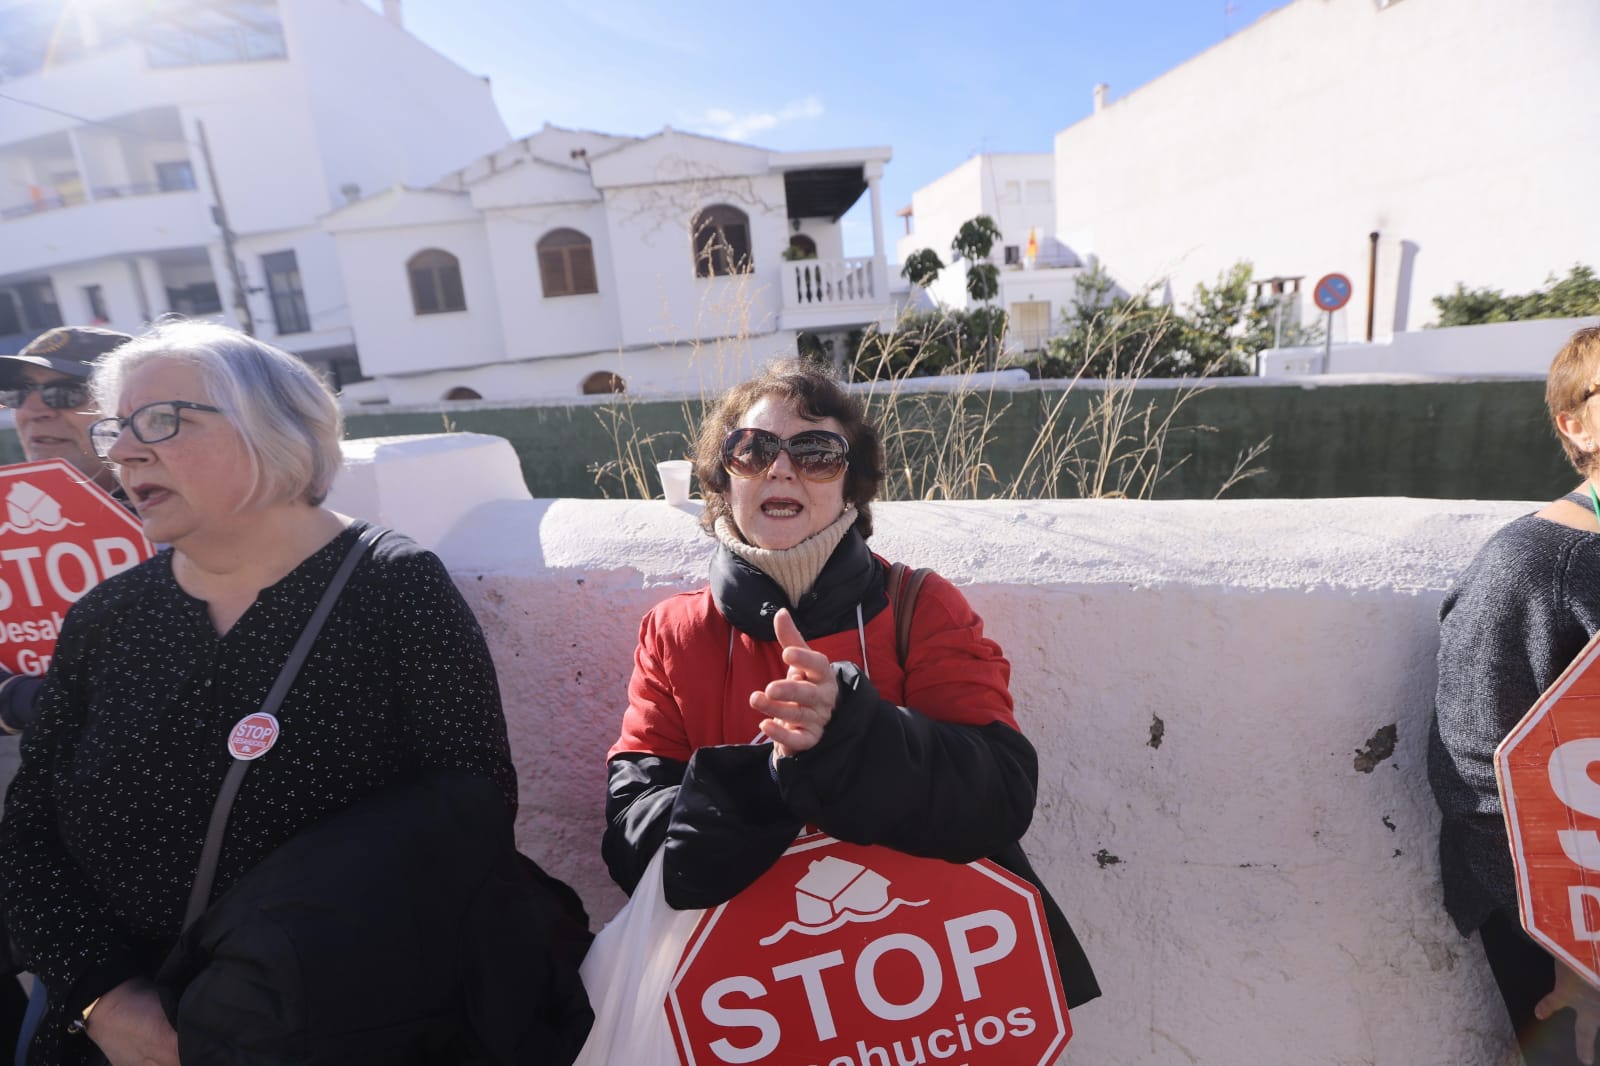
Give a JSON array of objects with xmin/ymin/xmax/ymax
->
[
  {"xmin": 794, "ymin": 855, "xmax": 890, "ymax": 925},
  {"xmin": 759, "ymin": 853, "xmax": 928, "ymax": 946},
  {"xmin": 1, "ymin": 482, "xmax": 82, "ymax": 536}
]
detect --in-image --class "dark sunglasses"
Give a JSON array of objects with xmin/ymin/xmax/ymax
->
[
  {"xmin": 721, "ymin": 427, "xmax": 850, "ymax": 483},
  {"xmin": 89, "ymin": 400, "xmax": 222, "ymax": 458},
  {"xmin": 0, "ymin": 380, "xmax": 91, "ymax": 411}
]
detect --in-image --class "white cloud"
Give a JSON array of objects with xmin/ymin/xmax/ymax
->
[{"xmin": 683, "ymin": 96, "xmax": 824, "ymax": 143}]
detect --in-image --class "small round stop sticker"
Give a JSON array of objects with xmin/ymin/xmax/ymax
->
[{"xmin": 227, "ymin": 712, "xmax": 280, "ymax": 761}]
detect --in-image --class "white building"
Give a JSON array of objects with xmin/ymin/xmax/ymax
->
[
  {"xmin": 896, "ymin": 153, "xmax": 1082, "ymax": 352},
  {"xmin": 323, "ymin": 125, "xmax": 895, "ymax": 404},
  {"xmin": 0, "ymin": 0, "xmax": 508, "ymax": 384},
  {"xmin": 1053, "ymin": 0, "xmax": 1600, "ymax": 339}
]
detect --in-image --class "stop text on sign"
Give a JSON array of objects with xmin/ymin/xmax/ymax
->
[
  {"xmin": 1545, "ymin": 737, "xmax": 1600, "ymax": 938},
  {"xmin": 0, "ymin": 461, "xmax": 153, "ymax": 677},
  {"xmin": 1496, "ymin": 629, "xmax": 1600, "ymax": 988},
  {"xmin": 667, "ymin": 836, "xmax": 1069, "ymax": 1066},
  {"xmin": 697, "ymin": 911, "xmax": 1037, "ymax": 1063},
  {"xmin": 0, "ymin": 539, "xmax": 143, "ymax": 611}
]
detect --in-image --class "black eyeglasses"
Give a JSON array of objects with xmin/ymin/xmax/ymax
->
[
  {"xmin": 89, "ymin": 400, "xmax": 221, "ymax": 458},
  {"xmin": 721, "ymin": 427, "xmax": 850, "ymax": 483},
  {"xmin": 0, "ymin": 380, "xmax": 91, "ymax": 411}
]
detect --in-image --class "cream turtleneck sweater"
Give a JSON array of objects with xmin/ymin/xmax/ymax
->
[{"xmin": 714, "ymin": 505, "xmax": 858, "ymax": 607}]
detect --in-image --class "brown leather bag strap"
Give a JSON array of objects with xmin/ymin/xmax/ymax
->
[{"xmin": 887, "ymin": 561, "xmax": 931, "ymax": 669}]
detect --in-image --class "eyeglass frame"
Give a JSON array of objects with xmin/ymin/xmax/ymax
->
[
  {"xmin": 89, "ymin": 400, "xmax": 222, "ymax": 458},
  {"xmin": 720, "ymin": 427, "xmax": 851, "ymax": 483},
  {"xmin": 0, "ymin": 379, "xmax": 93, "ymax": 411}
]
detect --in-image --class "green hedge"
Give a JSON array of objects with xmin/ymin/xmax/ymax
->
[{"xmin": 2, "ymin": 379, "xmax": 1569, "ymax": 501}]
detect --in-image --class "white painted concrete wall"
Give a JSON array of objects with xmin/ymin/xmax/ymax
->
[
  {"xmin": 329, "ymin": 432, "xmax": 1527, "ymax": 1065},
  {"xmin": 1054, "ymin": 0, "xmax": 1600, "ymax": 336},
  {"xmin": 1260, "ymin": 315, "xmax": 1600, "ymax": 378},
  {"xmin": 897, "ymin": 154, "xmax": 1057, "ymax": 270}
]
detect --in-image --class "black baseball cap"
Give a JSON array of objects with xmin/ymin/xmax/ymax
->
[{"xmin": 0, "ymin": 326, "xmax": 134, "ymax": 387}]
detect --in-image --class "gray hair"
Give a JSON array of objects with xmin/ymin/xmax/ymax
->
[{"xmin": 92, "ymin": 320, "xmax": 344, "ymax": 507}]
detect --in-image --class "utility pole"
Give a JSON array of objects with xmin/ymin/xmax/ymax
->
[{"xmin": 195, "ymin": 119, "xmax": 254, "ymax": 336}]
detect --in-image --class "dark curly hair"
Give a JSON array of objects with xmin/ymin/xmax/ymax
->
[{"xmin": 694, "ymin": 360, "xmax": 886, "ymax": 539}]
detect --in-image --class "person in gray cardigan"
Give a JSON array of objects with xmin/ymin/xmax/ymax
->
[{"xmin": 1430, "ymin": 324, "xmax": 1600, "ymax": 1066}]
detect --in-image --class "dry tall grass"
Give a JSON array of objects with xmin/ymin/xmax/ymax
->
[{"xmin": 589, "ymin": 234, "xmax": 1269, "ymax": 502}]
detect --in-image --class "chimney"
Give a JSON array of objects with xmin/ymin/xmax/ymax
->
[
  {"xmin": 1093, "ymin": 83, "xmax": 1109, "ymax": 113},
  {"xmin": 382, "ymin": 0, "xmax": 403, "ymax": 28}
]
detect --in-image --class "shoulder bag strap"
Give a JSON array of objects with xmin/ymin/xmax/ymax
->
[
  {"xmin": 183, "ymin": 523, "xmax": 389, "ymax": 931},
  {"xmin": 887, "ymin": 562, "xmax": 932, "ymax": 670}
]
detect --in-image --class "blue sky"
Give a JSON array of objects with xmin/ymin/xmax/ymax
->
[{"xmin": 391, "ymin": 0, "xmax": 1296, "ymax": 259}]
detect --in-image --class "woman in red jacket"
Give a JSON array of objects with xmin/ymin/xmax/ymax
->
[{"xmin": 601, "ymin": 361, "xmax": 1099, "ymax": 1008}]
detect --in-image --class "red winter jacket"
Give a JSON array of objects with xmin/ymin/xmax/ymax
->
[{"xmin": 600, "ymin": 532, "xmax": 1100, "ymax": 1007}]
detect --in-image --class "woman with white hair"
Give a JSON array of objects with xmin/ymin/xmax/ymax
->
[{"xmin": 0, "ymin": 323, "xmax": 588, "ymax": 1066}]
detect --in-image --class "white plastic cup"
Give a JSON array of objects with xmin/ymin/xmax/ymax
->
[{"xmin": 657, "ymin": 459, "xmax": 692, "ymax": 505}]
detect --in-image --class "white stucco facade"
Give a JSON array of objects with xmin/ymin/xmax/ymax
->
[
  {"xmin": 896, "ymin": 153, "xmax": 1083, "ymax": 351},
  {"xmin": 1053, "ymin": 0, "xmax": 1600, "ymax": 337},
  {"xmin": 330, "ymin": 431, "xmax": 1533, "ymax": 1065},
  {"xmin": 0, "ymin": 0, "xmax": 508, "ymax": 382},
  {"xmin": 325, "ymin": 128, "xmax": 896, "ymax": 404},
  {"xmin": 1260, "ymin": 315, "xmax": 1600, "ymax": 378}
]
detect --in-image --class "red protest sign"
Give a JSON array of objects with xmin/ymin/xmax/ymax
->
[
  {"xmin": 667, "ymin": 834, "xmax": 1069, "ymax": 1066},
  {"xmin": 1497, "ymin": 629, "xmax": 1600, "ymax": 986},
  {"xmin": 0, "ymin": 459, "xmax": 151, "ymax": 677}
]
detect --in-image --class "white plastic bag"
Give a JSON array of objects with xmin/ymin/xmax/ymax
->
[{"xmin": 571, "ymin": 848, "xmax": 706, "ymax": 1066}]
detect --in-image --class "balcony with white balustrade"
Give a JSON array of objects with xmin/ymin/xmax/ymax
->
[
  {"xmin": 778, "ymin": 256, "xmax": 893, "ymax": 332},
  {"xmin": 0, "ymin": 187, "xmax": 212, "ymax": 279}
]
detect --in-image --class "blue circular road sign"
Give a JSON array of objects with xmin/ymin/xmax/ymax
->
[{"xmin": 1314, "ymin": 273, "xmax": 1353, "ymax": 313}]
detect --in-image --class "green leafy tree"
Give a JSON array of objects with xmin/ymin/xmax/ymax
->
[
  {"xmin": 950, "ymin": 215, "xmax": 1004, "ymax": 368},
  {"xmin": 900, "ymin": 248, "xmax": 945, "ymax": 289},
  {"xmin": 1035, "ymin": 261, "xmax": 1317, "ymax": 380},
  {"xmin": 1432, "ymin": 264, "xmax": 1600, "ymax": 326},
  {"xmin": 893, "ymin": 216, "xmax": 1009, "ymax": 371}
]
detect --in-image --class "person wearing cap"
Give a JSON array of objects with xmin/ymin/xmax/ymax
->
[
  {"xmin": 0, "ymin": 328, "xmax": 131, "ymax": 733},
  {"xmin": 0, "ymin": 326, "xmax": 131, "ymax": 1057},
  {"xmin": 0, "ymin": 326, "xmax": 128, "ymax": 494}
]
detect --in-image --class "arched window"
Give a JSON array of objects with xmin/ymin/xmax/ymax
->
[
  {"xmin": 691, "ymin": 204, "xmax": 752, "ymax": 278},
  {"xmin": 787, "ymin": 234, "xmax": 817, "ymax": 260},
  {"xmin": 444, "ymin": 386, "xmax": 482, "ymax": 401},
  {"xmin": 407, "ymin": 248, "xmax": 466, "ymax": 314},
  {"xmin": 537, "ymin": 228, "xmax": 599, "ymax": 298},
  {"xmin": 581, "ymin": 371, "xmax": 625, "ymax": 395}
]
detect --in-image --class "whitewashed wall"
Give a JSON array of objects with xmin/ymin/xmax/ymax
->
[
  {"xmin": 1054, "ymin": 0, "xmax": 1600, "ymax": 336},
  {"xmin": 328, "ymin": 433, "xmax": 1525, "ymax": 1065},
  {"xmin": 1260, "ymin": 315, "xmax": 1600, "ymax": 378}
]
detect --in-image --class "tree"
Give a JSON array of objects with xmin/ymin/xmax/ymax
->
[
  {"xmin": 1035, "ymin": 261, "xmax": 1318, "ymax": 380},
  {"xmin": 895, "ymin": 216, "xmax": 1009, "ymax": 370},
  {"xmin": 949, "ymin": 215, "xmax": 1004, "ymax": 369},
  {"xmin": 1432, "ymin": 264, "xmax": 1600, "ymax": 327},
  {"xmin": 900, "ymin": 249, "xmax": 945, "ymax": 289}
]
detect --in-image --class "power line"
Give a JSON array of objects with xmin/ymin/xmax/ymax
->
[{"xmin": 0, "ymin": 90, "xmax": 200, "ymax": 150}]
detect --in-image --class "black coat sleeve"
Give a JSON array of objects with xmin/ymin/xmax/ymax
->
[
  {"xmin": 0, "ymin": 595, "xmax": 146, "ymax": 1014},
  {"xmin": 602, "ymin": 748, "xmax": 804, "ymax": 910},
  {"xmin": 776, "ymin": 662, "xmax": 1039, "ymax": 862},
  {"xmin": 0, "ymin": 667, "xmax": 43, "ymax": 734}
]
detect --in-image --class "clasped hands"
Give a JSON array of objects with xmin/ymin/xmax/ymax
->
[{"xmin": 752, "ymin": 608, "xmax": 839, "ymax": 759}]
